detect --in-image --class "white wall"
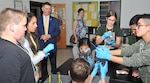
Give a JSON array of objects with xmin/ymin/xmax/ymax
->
[
  {"xmin": 22, "ymin": 0, "xmax": 30, "ymax": 13},
  {"xmin": 0, "ymin": 0, "xmax": 14, "ymax": 11},
  {"xmin": 120, "ymin": 0, "xmax": 150, "ymax": 28},
  {"xmin": 0, "ymin": 0, "xmax": 30, "ymax": 13}
]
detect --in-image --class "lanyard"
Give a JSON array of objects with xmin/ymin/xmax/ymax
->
[{"xmin": 16, "ymin": 42, "xmax": 36, "ymax": 72}]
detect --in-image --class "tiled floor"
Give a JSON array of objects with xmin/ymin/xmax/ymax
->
[
  {"xmin": 47, "ymin": 47, "xmax": 73, "ymax": 73},
  {"xmin": 56, "ymin": 47, "xmax": 73, "ymax": 67}
]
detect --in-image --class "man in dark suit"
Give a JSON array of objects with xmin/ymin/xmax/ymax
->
[{"xmin": 37, "ymin": 2, "xmax": 60, "ymax": 82}]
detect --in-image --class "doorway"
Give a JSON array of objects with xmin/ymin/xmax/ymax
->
[
  {"xmin": 30, "ymin": 1, "xmax": 42, "ymax": 17},
  {"xmin": 51, "ymin": 4, "xmax": 66, "ymax": 48}
]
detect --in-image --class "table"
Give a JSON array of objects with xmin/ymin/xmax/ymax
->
[
  {"xmin": 44, "ymin": 74, "xmax": 110, "ymax": 83},
  {"xmin": 107, "ymin": 62, "xmax": 142, "ymax": 83},
  {"xmin": 56, "ymin": 58, "xmax": 143, "ymax": 83}
]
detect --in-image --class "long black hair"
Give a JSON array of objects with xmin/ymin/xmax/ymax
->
[{"xmin": 26, "ymin": 13, "xmax": 39, "ymax": 55}]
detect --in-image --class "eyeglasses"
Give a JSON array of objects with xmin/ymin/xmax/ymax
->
[
  {"xmin": 137, "ymin": 24, "xmax": 150, "ymax": 29},
  {"xmin": 108, "ymin": 19, "xmax": 116, "ymax": 22}
]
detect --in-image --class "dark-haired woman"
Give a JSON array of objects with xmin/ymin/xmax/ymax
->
[
  {"xmin": 19, "ymin": 13, "xmax": 54, "ymax": 82},
  {"xmin": 96, "ymin": 11, "xmax": 122, "ymax": 49}
]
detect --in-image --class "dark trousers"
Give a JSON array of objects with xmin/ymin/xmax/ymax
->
[{"xmin": 40, "ymin": 51, "xmax": 57, "ymax": 82}]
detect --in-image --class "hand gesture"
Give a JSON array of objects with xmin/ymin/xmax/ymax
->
[
  {"xmin": 100, "ymin": 61, "xmax": 108, "ymax": 78},
  {"xmin": 95, "ymin": 45, "xmax": 111, "ymax": 60},
  {"xmin": 74, "ymin": 37, "xmax": 78, "ymax": 44},
  {"xmin": 91, "ymin": 62, "xmax": 99, "ymax": 77},
  {"xmin": 43, "ymin": 43, "xmax": 54, "ymax": 54},
  {"xmin": 45, "ymin": 53, "xmax": 50, "ymax": 58},
  {"xmin": 106, "ymin": 39, "xmax": 115, "ymax": 47},
  {"xmin": 101, "ymin": 31, "xmax": 112, "ymax": 40},
  {"xmin": 87, "ymin": 56, "xmax": 93, "ymax": 67}
]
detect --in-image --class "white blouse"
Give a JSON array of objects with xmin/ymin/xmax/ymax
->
[{"xmin": 19, "ymin": 38, "xmax": 45, "ymax": 65}]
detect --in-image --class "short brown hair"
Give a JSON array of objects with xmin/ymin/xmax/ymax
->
[
  {"xmin": 70, "ymin": 58, "xmax": 90, "ymax": 83},
  {"xmin": 78, "ymin": 8, "xmax": 84, "ymax": 13},
  {"xmin": 0, "ymin": 8, "xmax": 26, "ymax": 31},
  {"xmin": 106, "ymin": 11, "xmax": 117, "ymax": 19},
  {"xmin": 42, "ymin": 2, "xmax": 51, "ymax": 7}
]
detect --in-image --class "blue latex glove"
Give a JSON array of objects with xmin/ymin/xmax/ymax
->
[
  {"xmin": 91, "ymin": 62, "xmax": 99, "ymax": 77},
  {"xmin": 100, "ymin": 61, "xmax": 108, "ymax": 78},
  {"xmin": 106, "ymin": 39, "xmax": 115, "ymax": 47},
  {"xmin": 101, "ymin": 31, "xmax": 112, "ymax": 40},
  {"xmin": 87, "ymin": 56, "xmax": 93, "ymax": 67},
  {"xmin": 43, "ymin": 43, "xmax": 54, "ymax": 54},
  {"xmin": 95, "ymin": 45, "xmax": 111, "ymax": 60},
  {"xmin": 45, "ymin": 53, "xmax": 50, "ymax": 58}
]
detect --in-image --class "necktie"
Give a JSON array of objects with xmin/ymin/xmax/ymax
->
[{"xmin": 44, "ymin": 16, "xmax": 49, "ymax": 35}]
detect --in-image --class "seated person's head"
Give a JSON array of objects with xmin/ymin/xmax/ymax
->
[
  {"xmin": 129, "ymin": 14, "xmax": 141, "ymax": 35},
  {"xmin": 78, "ymin": 38, "xmax": 91, "ymax": 57},
  {"xmin": 69, "ymin": 58, "xmax": 90, "ymax": 83}
]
